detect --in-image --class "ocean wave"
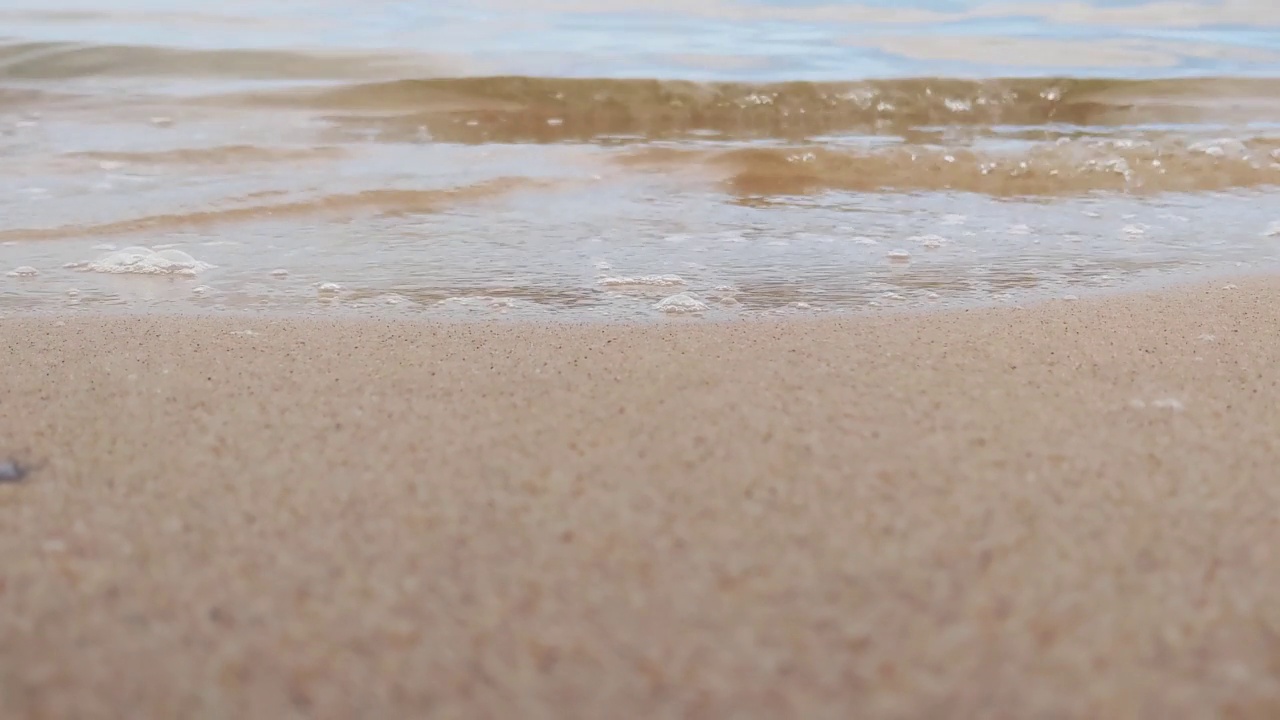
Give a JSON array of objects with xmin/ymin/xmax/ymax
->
[
  {"xmin": 233, "ymin": 75, "xmax": 1280, "ymax": 142},
  {"xmin": 0, "ymin": 178, "xmax": 550, "ymax": 240},
  {"xmin": 618, "ymin": 136, "xmax": 1280, "ymax": 196}
]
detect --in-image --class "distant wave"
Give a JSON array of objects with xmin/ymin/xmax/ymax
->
[
  {"xmin": 0, "ymin": 40, "xmax": 422, "ymax": 80},
  {"xmin": 0, "ymin": 178, "xmax": 552, "ymax": 241}
]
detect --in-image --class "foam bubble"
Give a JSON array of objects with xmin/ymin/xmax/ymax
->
[
  {"xmin": 598, "ymin": 275, "xmax": 685, "ymax": 287},
  {"xmin": 84, "ymin": 246, "xmax": 213, "ymax": 276},
  {"xmin": 1189, "ymin": 138, "xmax": 1247, "ymax": 158},
  {"xmin": 886, "ymin": 249, "xmax": 911, "ymax": 261},
  {"xmin": 853, "ymin": 236, "xmax": 878, "ymax": 245},
  {"xmin": 438, "ymin": 296, "xmax": 517, "ymax": 311},
  {"xmin": 654, "ymin": 292, "xmax": 708, "ymax": 314},
  {"xmin": 270, "ymin": 268, "xmax": 289, "ymax": 277},
  {"xmin": 7, "ymin": 266, "xmax": 38, "ymax": 277},
  {"xmin": 317, "ymin": 282, "xmax": 343, "ymax": 293},
  {"xmin": 911, "ymin": 234, "xmax": 948, "ymax": 249}
]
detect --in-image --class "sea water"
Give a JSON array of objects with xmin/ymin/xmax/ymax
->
[{"xmin": 2, "ymin": 0, "xmax": 1280, "ymax": 319}]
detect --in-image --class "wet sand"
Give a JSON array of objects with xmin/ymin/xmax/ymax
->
[{"xmin": 2, "ymin": 279, "xmax": 1279, "ymax": 719}]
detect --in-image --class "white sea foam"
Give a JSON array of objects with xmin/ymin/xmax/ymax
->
[
  {"xmin": 597, "ymin": 275, "xmax": 685, "ymax": 287},
  {"xmin": 654, "ymin": 292, "xmax": 708, "ymax": 314},
  {"xmin": 438, "ymin": 296, "xmax": 517, "ymax": 310},
  {"xmin": 911, "ymin": 234, "xmax": 948, "ymax": 249},
  {"xmin": 886, "ymin": 249, "xmax": 911, "ymax": 261},
  {"xmin": 1189, "ymin": 138, "xmax": 1247, "ymax": 158},
  {"xmin": 7, "ymin": 266, "xmax": 38, "ymax": 277},
  {"xmin": 83, "ymin": 247, "xmax": 213, "ymax": 276}
]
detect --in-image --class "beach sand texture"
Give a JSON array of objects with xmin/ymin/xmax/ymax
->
[{"xmin": 2, "ymin": 279, "xmax": 1279, "ymax": 718}]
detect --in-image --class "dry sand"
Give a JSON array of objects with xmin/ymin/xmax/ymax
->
[{"xmin": 2, "ymin": 279, "xmax": 1279, "ymax": 719}]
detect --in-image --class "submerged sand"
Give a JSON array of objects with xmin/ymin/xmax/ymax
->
[{"xmin": 2, "ymin": 280, "xmax": 1279, "ymax": 718}]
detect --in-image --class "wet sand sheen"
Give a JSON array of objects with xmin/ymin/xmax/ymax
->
[{"xmin": 2, "ymin": 278, "xmax": 1279, "ymax": 718}]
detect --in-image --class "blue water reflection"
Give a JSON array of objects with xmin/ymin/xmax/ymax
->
[{"xmin": 1, "ymin": 0, "xmax": 1279, "ymax": 80}]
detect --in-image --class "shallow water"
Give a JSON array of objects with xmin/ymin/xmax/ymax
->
[{"xmin": 2, "ymin": 0, "xmax": 1280, "ymax": 319}]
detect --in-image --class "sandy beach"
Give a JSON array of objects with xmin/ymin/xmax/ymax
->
[{"xmin": 2, "ymin": 279, "xmax": 1279, "ymax": 719}]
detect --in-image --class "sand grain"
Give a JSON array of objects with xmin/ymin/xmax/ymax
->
[{"xmin": 2, "ymin": 281, "xmax": 1279, "ymax": 718}]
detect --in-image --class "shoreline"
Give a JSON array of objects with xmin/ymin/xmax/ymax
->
[
  {"xmin": 4, "ymin": 263, "xmax": 1275, "ymax": 328},
  {"xmin": 3, "ymin": 276, "xmax": 1280, "ymax": 718}
]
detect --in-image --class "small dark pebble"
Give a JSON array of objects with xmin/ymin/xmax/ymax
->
[{"xmin": 0, "ymin": 460, "xmax": 30, "ymax": 484}]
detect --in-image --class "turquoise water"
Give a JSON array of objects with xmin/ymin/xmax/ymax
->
[{"xmin": 2, "ymin": 1, "xmax": 1280, "ymax": 319}]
